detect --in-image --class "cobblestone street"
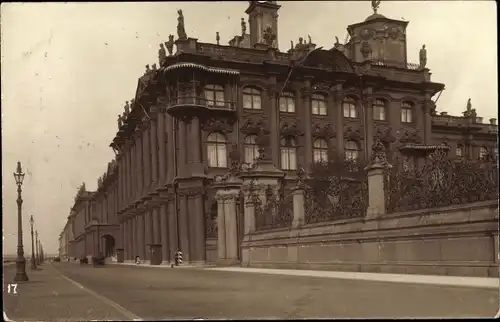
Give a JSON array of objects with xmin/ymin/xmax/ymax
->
[{"xmin": 4, "ymin": 262, "xmax": 499, "ymax": 320}]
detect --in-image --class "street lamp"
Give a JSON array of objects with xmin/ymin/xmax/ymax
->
[
  {"xmin": 35, "ymin": 230, "xmax": 40, "ymax": 265},
  {"xmin": 13, "ymin": 161, "xmax": 29, "ymax": 282},
  {"xmin": 29, "ymin": 215, "xmax": 36, "ymax": 269}
]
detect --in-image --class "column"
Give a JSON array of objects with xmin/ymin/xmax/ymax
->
[
  {"xmin": 160, "ymin": 204, "xmax": 169, "ymax": 263},
  {"xmin": 167, "ymin": 199, "xmax": 178, "ymax": 261},
  {"xmin": 189, "ymin": 117, "xmax": 203, "ymax": 176},
  {"xmin": 365, "ymin": 94, "xmax": 374, "ymax": 160},
  {"xmin": 151, "ymin": 119, "xmax": 158, "ymax": 186},
  {"xmin": 302, "ymin": 82, "xmax": 312, "ymax": 170},
  {"xmin": 178, "ymin": 121, "xmax": 187, "ymax": 178},
  {"xmin": 128, "ymin": 218, "xmax": 133, "ymax": 260},
  {"xmin": 166, "ymin": 114, "xmax": 175, "ymax": 184},
  {"xmin": 136, "ymin": 130, "xmax": 143, "ymax": 198},
  {"xmin": 137, "ymin": 212, "xmax": 146, "ymax": 259},
  {"xmin": 334, "ymin": 86, "xmax": 344, "ymax": 158},
  {"xmin": 144, "ymin": 210, "xmax": 153, "ymax": 260},
  {"xmin": 178, "ymin": 192, "xmax": 190, "ymax": 262},
  {"xmin": 224, "ymin": 195, "xmax": 238, "ymax": 261},
  {"xmin": 123, "ymin": 220, "xmax": 129, "ymax": 260},
  {"xmin": 216, "ymin": 197, "xmax": 226, "ymax": 260},
  {"xmin": 188, "ymin": 193, "xmax": 205, "ymax": 262},
  {"xmin": 131, "ymin": 217, "xmax": 136, "ymax": 259},
  {"xmin": 389, "ymin": 100, "xmax": 401, "ymax": 160},
  {"xmin": 423, "ymin": 96, "xmax": 432, "ymax": 145},
  {"xmin": 158, "ymin": 112, "xmax": 167, "ymax": 184},
  {"xmin": 152, "ymin": 207, "xmax": 161, "ymax": 244},
  {"xmin": 268, "ymin": 88, "xmax": 279, "ymax": 166},
  {"xmin": 143, "ymin": 124, "xmax": 151, "ymax": 191},
  {"xmin": 131, "ymin": 144, "xmax": 136, "ymax": 200}
]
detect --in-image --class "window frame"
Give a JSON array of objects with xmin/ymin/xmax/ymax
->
[
  {"xmin": 311, "ymin": 93, "xmax": 327, "ymax": 116},
  {"xmin": 279, "ymin": 92, "xmax": 296, "ymax": 113},
  {"xmin": 313, "ymin": 138, "xmax": 329, "ymax": 163},
  {"xmin": 204, "ymin": 84, "xmax": 225, "ymax": 107},
  {"xmin": 373, "ymin": 99, "xmax": 386, "ymax": 121},
  {"xmin": 243, "ymin": 134, "xmax": 260, "ymax": 164},
  {"xmin": 242, "ymin": 87, "xmax": 262, "ymax": 110},
  {"xmin": 206, "ymin": 132, "xmax": 228, "ymax": 168},
  {"xmin": 401, "ymin": 101, "xmax": 413, "ymax": 123},
  {"xmin": 343, "ymin": 97, "xmax": 357, "ymax": 118},
  {"xmin": 280, "ymin": 136, "xmax": 297, "ymax": 170},
  {"xmin": 344, "ymin": 140, "xmax": 359, "ymax": 161}
]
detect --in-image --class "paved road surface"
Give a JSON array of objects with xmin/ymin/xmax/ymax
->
[{"xmin": 4, "ymin": 262, "xmax": 499, "ymax": 320}]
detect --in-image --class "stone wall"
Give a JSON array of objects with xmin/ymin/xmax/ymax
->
[{"xmin": 241, "ymin": 200, "xmax": 499, "ymax": 277}]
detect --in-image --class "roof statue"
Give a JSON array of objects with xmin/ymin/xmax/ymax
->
[
  {"xmin": 124, "ymin": 101, "xmax": 130, "ymax": 115},
  {"xmin": 372, "ymin": 0, "xmax": 381, "ymax": 14},
  {"xmin": 117, "ymin": 114, "xmax": 123, "ymax": 128},
  {"xmin": 158, "ymin": 43, "xmax": 166, "ymax": 64},
  {"xmin": 241, "ymin": 18, "xmax": 247, "ymax": 35},
  {"xmin": 216, "ymin": 32, "xmax": 220, "ymax": 45},
  {"xmin": 177, "ymin": 9, "xmax": 187, "ymax": 40},
  {"xmin": 152, "ymin": 63, "xmax": 157, "ymax": 71},
  {"xmin": 419, "ymin": 45, "xmax": 427, "ymax": 69},
  {"xmin": 145, "ymin": 64, "xmax": 151, "ymax": 74},
  {"xmin": 463, "ymin": 98, "xmax": 477, "ymax": 118},
  {"xmin": 165, "ymin": 35, "xmax": 174, "ymax": 56},
  {"xmin": 335, "ymin": 36, "xmax": 340, "ymax": 45}
]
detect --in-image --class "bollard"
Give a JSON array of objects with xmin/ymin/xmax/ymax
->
[{"xmin": 174, "ymin": 251, "xmax": 183, "ymax": 266}]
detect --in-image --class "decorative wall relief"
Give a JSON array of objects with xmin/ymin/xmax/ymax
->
[
  {"xmin": 398, "ymin": 128, "xmax": 423, "ymax": 145},
  {"xmin": 374, "ymin": 125, "xmax": 395, "ymax": 144},
  {"xmin": 311, "ymin": 123, "xmax": 336, "ymax": 139},
  {"xmin": 280, "ymin": 119, "xmax": 304, "ymax": 137},
  {"xmin": 202, "ymin": 118, "xmax": 234, "ymax": 134},
  {"xmin": 240, "ymin": 117, "xmax": 269, "ymax": 135},
  {"xmin": 343, "ymin": 126, "xmax": 363, "ymax": 141}
]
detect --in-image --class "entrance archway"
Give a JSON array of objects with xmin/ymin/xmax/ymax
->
[{"xmin": 102, "ymin": 234, "xmax": 116, "ymax": 258}]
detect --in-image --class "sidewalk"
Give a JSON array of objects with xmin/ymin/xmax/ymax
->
[
  {"xmin": 206, "ymin": 267, "xmax": 500, "ymax": 289},
  {"xmin": 3, "ymin": 263, "xmax": 135, "ymax": 321}
]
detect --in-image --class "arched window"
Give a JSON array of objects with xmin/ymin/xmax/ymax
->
[
  {"xmin": 344, "ymin": 140, "xmax": 359, "ymax": 161},
  {"xmin": 280, "ymin": 137, "xmax": 297, "ymax": 170},
  {"xmin": 204, "ymin": 84, "xmax": 225, "ymax": 107},
  {"xmin": 244, "ymin": 135, "xmax": 259, "ymax": 164},
  {"xmin": 479, "ymin": 146, "xmax": 488, "ymax": 160},
  {"xmin": 313, "ymin": 139, "xmax": 328, "ymax": 163},
  {"xmin": 279, "ymin": 92, "xmax": 295, "ymax": 113},
  {"xmin": 311, "ymin": 93, "xmax": 327, "ymax": 116},
  {"xmin": 207, "ymin": 132, "xmax": 227, "ymax": 168},
  {"xmin": 243, "ymin": 87, "xmax": 262, "ymax": 110},
  {"xmin": 401, "ymin": 101, "xmax": 413, "ymax": 123},
  {"xmin": 373, "ymin": 99, "xmax": 386, "ymax": 121},
  {"xmin": 456, "ymin": 144, "xmax": 463, "ymax": 157},
  {"xmin": 343, "ymin": 97, "xmax": 357, "ymax": 118}
]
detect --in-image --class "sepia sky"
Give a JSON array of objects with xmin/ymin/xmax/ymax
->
[{"xmin": 1, "ymin": 1, "xmax": 497, "ymax": 255}]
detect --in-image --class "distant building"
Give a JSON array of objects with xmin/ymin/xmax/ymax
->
[{"xmin": 60, "ymin": 2, "xmax": 497, "ymax": 264}]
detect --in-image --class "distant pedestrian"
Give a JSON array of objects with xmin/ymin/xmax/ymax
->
[{"xmin": 135, "ymin": 255, "xmax": 141, "ymax": 264}]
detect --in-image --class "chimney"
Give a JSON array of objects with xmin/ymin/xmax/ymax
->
[
  {"xmin": 489, "ymin": 118, "xmax": 497, "ymax": 125},
  {"xmin": 440, "ymin": 112, "xmax": 448, "ymax": 116}
]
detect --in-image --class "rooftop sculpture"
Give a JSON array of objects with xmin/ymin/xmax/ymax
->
[{"xmin": 177, "ymin": 9, "xmax": 187, "ymax": 40}]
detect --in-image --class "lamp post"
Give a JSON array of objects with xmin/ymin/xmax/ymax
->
[
  {"xmin": 13, "ymin": 161, "xmax": 29, "ymax": 282},
  {"xmin": 29, "ymin": 215, "xmax": 36, "ymax": 269},
  {"xmin": 35, "ymin": 230, "xmax": 40, "ymax": 265}
]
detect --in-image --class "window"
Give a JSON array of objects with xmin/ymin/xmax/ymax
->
[
  {"xmin": 207, "ymin": 132, "xmax": 227, "ymax": 168},
  {"xmin": 456, "ymin": 145, "xmax": 463, "ymax": 157},
  {"xmin": 344, "ymin": 140, "xmax": 359, "ymax": 161},
  {"xmin": 244, "ymin": 135, "xmax": 260, "ymax": 164},
  {"xmin": 313, "ymin": 139, "xmax": 328, "ymax": 163},
  {"xmin": 311, "ymin": 94, "xmax": 327, "ymax": 116},
  {"xmin": 243, "ymin": 87, "xmax": 262, "ymax": 110},
  {"xmin": 280, "ymin": 137, "xmax": 297, "ymax": 170},
  {"xmin": 279, "ymin": 92, "xmax": 295, "ymax": 113},
  {"xmin": 401, "ymin": 101, "xmax": 413, "ymax": 123},
  {"xmin": 204, "ymin": 84, "xmax": 225, "ymax": 107},
  {"xmin": 343, "ymin": 97, "xmax": 357, "ymax": 118},
  {"xmin": 479, "ymin": 147, "xmax": 488, "ymax": 160},
  {"xmin": 373, "ymin": 99, "xmax": 386, "ymax": 121}
]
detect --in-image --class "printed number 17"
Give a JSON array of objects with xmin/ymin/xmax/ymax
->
[{"xmin": 7, "ymin": 284, "xmax": 18, "ymax": 294}]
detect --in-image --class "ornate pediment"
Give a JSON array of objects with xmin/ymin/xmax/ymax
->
[
  {"xmin": 202, "ymin": 118, "xmax": 234, "ymax": 134},
  {"xmin": 344, "ymin": 126, "xmax": 363, "ymax": 141},
  {"xmin": 312, "ymin": 123, "xmax": 335, "ymax": 139},
  {"xmin": 300, "ymin": 49, "xmax": 354, "ymax": 73},
  {"xmin": 280, "ymin": 119, "xmax": 304, "ymax": 137},
  {"xmin": 240, "ymin": 117, "xmax": 269, "ymax": 135},
  {"xmin": 399, "ymin": 129, "xmax": 423, "ymax": 144},
  {"xmin": 374, "ymin": 125, "xmax": 395, "ymax": 144}
]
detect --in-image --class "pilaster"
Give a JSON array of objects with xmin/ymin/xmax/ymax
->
[{"xmin": 334, "ymin": 85, "xmax": 344, "ymax": 158}]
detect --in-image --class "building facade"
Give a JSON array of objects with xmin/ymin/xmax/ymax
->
[{"xmin": 60, "ymin": 2, "xmax": 497, "ymax": 264}]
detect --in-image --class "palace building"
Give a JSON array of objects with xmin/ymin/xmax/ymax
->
[{"xmin": 63, "ymin": 2, "xmax": 497, "ymax": 264}]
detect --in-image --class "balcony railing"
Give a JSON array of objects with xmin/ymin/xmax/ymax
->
[
  {"xmin": 371, "ymin": 59, "xmax": 420, "ymax": 71},
  {"xmin": 168, "ymin": 96, "xmax": 236, "ymax": 111}
]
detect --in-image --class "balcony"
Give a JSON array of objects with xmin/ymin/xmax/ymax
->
[{"xmin": 167, "ymin": 96, "xmax": 236, "ymax": 118}]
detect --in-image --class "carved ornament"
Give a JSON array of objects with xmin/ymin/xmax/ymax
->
[
  {"xmin": 280, "ymin": 120, "xmax": 304, "ymax": 137},
  {"xmin": 240, "ymin": 117, "xmax": 269, "ymax": 135},
  {"xmin": 398, "ymin": 129, "xmax": 423, "ymax": 144},
  {"xmin": 374, "ymin": 125, "xmax": 395, "ymax": 144},
  {"xmin": 344, "ymin": 126, "xmax": 363, "ymax": 141},
  {"xmin": 202, "ymin": 118, "xmax": 234, "ymax": 134},
  {"xmin": 312, "ymin": 123, "xmax": 336, "ymax": 139}
]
